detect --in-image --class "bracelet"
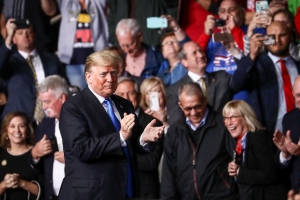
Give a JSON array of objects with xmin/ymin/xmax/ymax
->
[{"xmin": 173, "ymin": 26, "xmax": 180, "ymax": 32}]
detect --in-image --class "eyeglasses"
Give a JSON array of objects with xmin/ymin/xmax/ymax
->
[
  {"xmin": 182, "ymin": 104, "xmax": 203, "ymax": 112},
  {"xmin": 223, "ymin": 115, "xmax": 241, "ymax": 122},
  {"xmin": 120, "ymin": 40, "xmax": 136, "ymax": 49},
  {"xmin": 162, "ymin": 40, "xmax": 178, "ymax": 46}
]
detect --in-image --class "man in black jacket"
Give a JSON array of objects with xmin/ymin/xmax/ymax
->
[{"xmin": 161, "ymin": 82, "xmax": 237, "ymax": 199}]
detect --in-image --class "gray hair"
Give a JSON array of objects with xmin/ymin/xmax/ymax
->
[
  {"xmin": 178, "ymin": 82, "xmax": 204, "ymax": 100},
  {"xmin": 37, "ymin": 75, "xmax": 70, "ymax": 98},
  {"xmin": 178, "ymin": 46, "xmax": 187, "ymax": 61},
  {"xmin": 115, "ymin": 18, "xmax": 141, "ymax": 37},
  {"xmin": 117, "ymin": 76, "xmax": 139, "ymax": 93}
]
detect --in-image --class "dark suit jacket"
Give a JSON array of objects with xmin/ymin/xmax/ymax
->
[
  {"xmin": 0, "ymin": 44, "xmax": 64, "ymax": 120},
  {"xmin": 275, "ymin": 108, "xmax": 300, "ymax": 193},
  {"xmin": 237, "ymin": 131, "xmax": 286, "ymax": 200},
  {"xmin": 58, "ymin": 88, "xmax": 147, "ymax": 200},
  {"xmin": 166, "ymin": 71, "xmax": 234, "ymax": 125},
  {"xmin": 232, "ymin": 53, "xmax": 300, "ymax": 136},
  {"xmin": 137, "ymin": 109, "xmax": 163, "ymax": 199},
  {"xmin": 33, "ymin": 117, "xmax": 58, "ymax": 200}
]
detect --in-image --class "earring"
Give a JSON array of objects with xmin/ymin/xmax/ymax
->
[{"xmin": 5, "ymin": 137, "xmax": 8, "ymax": 140}]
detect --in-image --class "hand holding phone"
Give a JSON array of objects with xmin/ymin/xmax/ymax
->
[
  {"xmin": 148, "ymin": 92, "xmax": 160, "ymax": 111},
  {"xmin": 147, "ymin": 17, "xmax": 168, "ymax": 29},
  {"xmin": 212, "ymin": 33, "xmax": 234, "ymax": 43},
  {"xmin": 49, "ymin": 135, "xmax": 59, "ymax": 153}
]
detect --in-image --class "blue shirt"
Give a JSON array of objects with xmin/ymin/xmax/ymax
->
[
  {"xmin": 185, "ymin": 109, "xmax": 209, "ymax": 131},
  {"xmin": 157, "ymin": 60, "xmax": 187, "ymax": 86}
]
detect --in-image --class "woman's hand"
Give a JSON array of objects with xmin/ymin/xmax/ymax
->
[
  {"xmin": 144, "ymin": 108, "xmax": 168, "ymax": 126},
  {"xmin": 228, "ymin": 161, "xmax": 240, "ymax": 177}
]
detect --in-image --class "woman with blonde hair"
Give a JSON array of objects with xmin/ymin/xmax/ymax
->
[
  {"xmin": 223, "ymin": 100, "xmax": 285, "ymax": 200},
  {"xmin": 0, "ymin": 112, "xmax": 41, "ymax": 200},
  {"xmin": 140, "ymin": 77, "xmax": 169, "ymax": 129}
]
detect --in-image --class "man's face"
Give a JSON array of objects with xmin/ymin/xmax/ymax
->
[
  {"xmin": 86, "ymin": 65, "xmax": 118, "ymax": 98},
  {"xmin": 116, "ymin": 32, "xmax": 142, "ymax": 57},
  {"xmin": 115, "ymin": 81, "xmax": 140, "ymax": 110},
  {"xmin": 293, "ymin": 79, "xmax": 300, "ymax": 109},
  {"xmin": 12, "ymin": 27, "xmax": 35, "ymax": 52},
  {"xmin": 181, "ymin": 42, "xmax": 207, "ymax": 75},
  {"xmin": 39, "ymin": 89, "xmax": 66, "ymax": 119},
  {"xmin": 179, "ymin": 92, "xmax": 207, "ymax": 127},
  {"xmin": 219, "ymin": 0, "xmax": 244, "ymax": 27},
  {"xmin": 266, "ymin": 22, "xmax": 291, "ymax": 57}
]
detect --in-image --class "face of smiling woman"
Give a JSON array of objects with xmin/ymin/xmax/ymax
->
[
  {"xmin": 7, "ymin": 116, "xmax": 27, "ymax": 145},
  {"xmin": 223, "ymin": 111, "xmax": 249, "ymax": 139}
]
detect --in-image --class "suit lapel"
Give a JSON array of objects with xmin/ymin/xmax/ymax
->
[
  {"xmin": 83, "ymin": 88, "xmax": 117, "ymax": 132},
  {"xmin": 205, "ymin": 73, "xmax": 216, "ymax": 105}
]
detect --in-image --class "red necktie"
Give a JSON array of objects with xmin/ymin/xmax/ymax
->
[
  {"xmin": 235, "ymin": 137, "xmax": 242, "ymax": 156},
  {"xmin": 279, "ymin": 59, "xmax": 295, "ymax": 112}
]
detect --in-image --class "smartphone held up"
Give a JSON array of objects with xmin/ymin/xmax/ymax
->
[
  {"xmin": 148, "ymin": 91, "xmax": 160, "ymax": 111},
  {"xmin": 147, "ymin": 17, "xmax": 168, "ymax": 29}
]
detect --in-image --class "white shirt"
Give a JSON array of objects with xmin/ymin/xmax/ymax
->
[
  {"xmin": 268, "ymin": 52, "xmax": 298, "ymax": 132},
  {"xmin": 52, "ymin": 119, "xmax": 65, "ymax": 196},
  {"xmin": 18, "ymin": 49, "xmax": 45, "ymax": 84},
  {"xmin": 88, "ymin": 86, "xmax": 127, "ymax": 146},
  {"xmin": 188, "ymin": 71, "xmax": 207, "ymax": 89}
]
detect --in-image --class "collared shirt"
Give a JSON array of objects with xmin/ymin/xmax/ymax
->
[
  {"xmin": 268, "ymin": 52, "xmax": 298, "ymax": 132},
  {"xmin": 52, "ymin": 119, "xmax": 65, "ymax": 196},
  {"xmin": 185, "ymin": 108, "xmax": 209, "ymax": 131},
  {"xmin": 88, "ymin": 86, "xmax": 126, "ymax": 147},
  {"xmin": 188, "ymin": 71, "xmax": 207, "ymax": 91},
  {"xmin": 126, "ymin": 49, "xmax": 146, "ymax": 76},
  {"xmin": 135, "ymin": 107, "xmax": 140, "ymax": 117},
  {"xmin": 19, "ymin": 49, "xmax": 45, "ymax": 84},
  {"xmin": 241, "ymin": 132, "xmax": 248, "ymax": 161}
]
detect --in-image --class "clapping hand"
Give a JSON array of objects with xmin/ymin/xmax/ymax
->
[
  {"xmin": 141, "ymin": 119, "xmax": 164, "ymax": 143},
  {"xmin": 120, "ymin": 113, "xmax": 135, "ymax": 140},
  {"xmin": 2, "ymin": 173, "xmax": 19, "ymax": 189},
  {"xmin": 285, "ymin": 131, "xmax": 300, "ymax": 156}
]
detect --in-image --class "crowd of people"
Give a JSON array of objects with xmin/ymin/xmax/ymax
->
[{"xmin": 0, "ymin": 0, "xmax": 300, "ymax": 199}]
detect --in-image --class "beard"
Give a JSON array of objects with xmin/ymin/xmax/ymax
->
[{"xmin": 268, "ymin": 46, "xmax": 290, "ymax": 57}]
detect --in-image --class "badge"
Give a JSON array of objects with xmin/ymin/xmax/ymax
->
[{"xmin": 1, "ymin": 160, "xmax": 7, "ymax": 166}]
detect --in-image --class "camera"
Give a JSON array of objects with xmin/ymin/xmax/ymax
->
[
  {"xmin": 263, "ymin": 35, "xmax": 275, "ymax": 45},
  {"xmin": 215, "ymin": 18, "xmax": 226, "ymax": 27},
  {"xmin": 11, "ymin": 19, "xmax": 30, "ymax": 29}
]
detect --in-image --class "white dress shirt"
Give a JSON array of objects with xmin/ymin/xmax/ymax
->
[
  {"xmin": 52, "ymin": 119, "xmax": 65, "ymax": 196},
  {"xmin": 19, "ymin": 49, "xmax": 45, "ymax": 84},
  {"xmin": 268, "ymin": 52, "xmax": 298, "ymax": 132}
]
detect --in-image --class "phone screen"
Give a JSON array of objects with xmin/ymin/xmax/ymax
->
[
  {"xmin": 148, "ymin": 92, "xmax": 160, "ymax": 111},
  {"xmin": 49, "ymin": 135, "xmax": 59, "ymax": 153},
  {"xmin": 256, "ymin": 1, "xmax": 268, "ymax": 13}
]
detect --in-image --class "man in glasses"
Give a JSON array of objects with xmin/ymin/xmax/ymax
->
[{"xmin": 161, "ymin": 82, "xmax": 237, "ymax": 199}]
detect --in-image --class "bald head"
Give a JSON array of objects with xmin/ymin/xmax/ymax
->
[
  {"xmin": 267, "ymin": 21, "xmax": 290, "ymax": 34},
  {"xmin": 266, "ymin": 21, "xmax": 291, "ymax": 58},
  {"xmin": 293, "ymin": 75, "xmax": 300, "ymax": 109}
]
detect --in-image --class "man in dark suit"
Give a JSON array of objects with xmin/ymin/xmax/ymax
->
[
  {"xmin": 273, "ymin": 75, "xmax": 300, "ymax": 194},
  {"xmin": 166, "ymin": 41, "xmax": 234, "ymax": 125},
  {"xmin": 161, "ymin": 82, "xmax": 237, "ymax": 199},
  {"xmin": 58, "ymin": 50, "xmax": 164, "ymax": 200},
  {"xmin": 0, "ymin": 19, "xmax": 64, "ymax": 122},
  {"xmin": 233, "ymin": 21, "xmax": 300, "ymax": 136},
  {"xmin": 31, "ymin": 75, "xmax": 70, "ymax": 200},
  {"xmin": 115, "ymin": 76, "xmax": 164, "ymax": 199}
]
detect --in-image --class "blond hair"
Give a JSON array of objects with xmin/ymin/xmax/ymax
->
[
  {"xmin": 223, "ymin": 100, "xmax": 265, "ymax": 132},
  {"xmin": 85, "ymin": 50, "xmax": 123, "ymax": 75},
  {"xmin": 140, "ymin": 77, "xmax": 166, "ymax": 110}
]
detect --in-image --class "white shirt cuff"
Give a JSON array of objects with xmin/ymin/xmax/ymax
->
[
  {"xmin": 119, "ymin": 132, "xmax": 127, "ymax": 147},
  {"xmin": 279, "ymin": 151, "xmax": 292, "ymax": 166}
]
